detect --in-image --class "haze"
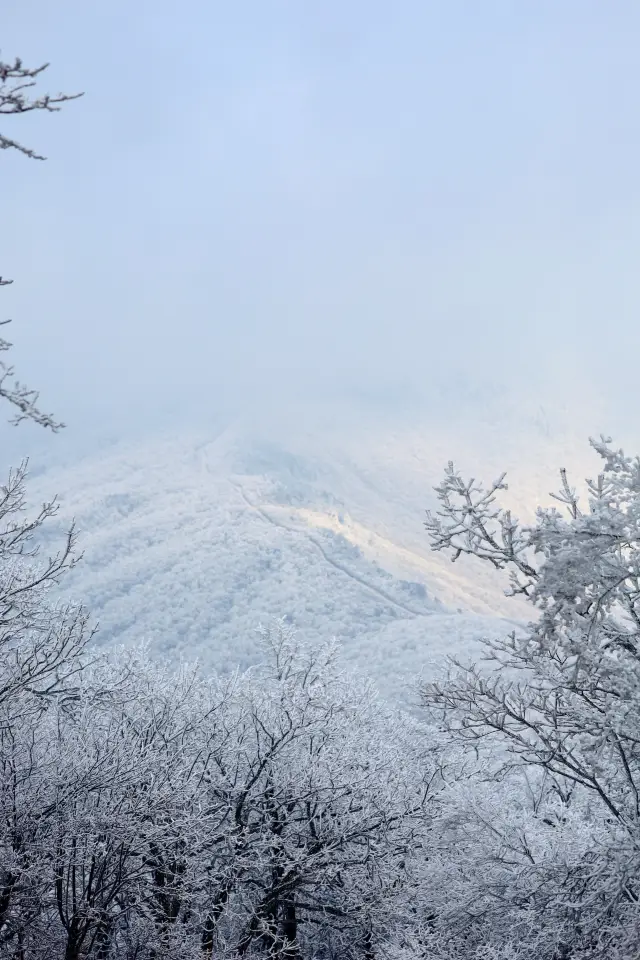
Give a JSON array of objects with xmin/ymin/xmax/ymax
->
[{"xmin": 3, "ymin": 1, "xmax": 640, "ymax": 450}]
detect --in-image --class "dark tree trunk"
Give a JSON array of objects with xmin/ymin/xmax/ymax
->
[
  {"xmin": 64, "ymin": 924, "xmax": 82, "ymax": 960},
  {"xmin": 280, "ymin": 899, "xmax": 299, "ymax": 960},
  {"xmin": 201, "ymin": 886, "xmax": 230, "ymax": 954}
]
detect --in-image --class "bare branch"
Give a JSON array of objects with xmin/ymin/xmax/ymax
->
[
  {"xmin": 0, "ymin": 57, "xmax": 83, "ymax": 160},
  {"xmin": 0, "ymin": 54, "xmax": 82, "ymax": 431}
]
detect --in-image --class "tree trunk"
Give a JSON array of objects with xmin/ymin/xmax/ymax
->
[{"xmin": 280, "ymin": 899, "xmax": 299, "ymax": 960}]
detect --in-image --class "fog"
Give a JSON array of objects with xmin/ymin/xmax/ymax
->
[{"xmin": 3, "ymin": 1, "xmax": 640, "ymax": 455}]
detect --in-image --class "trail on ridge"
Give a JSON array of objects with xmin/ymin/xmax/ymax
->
[{"xmin": 229, "ymin": 480, "xmax": 428, "ymax": 619}]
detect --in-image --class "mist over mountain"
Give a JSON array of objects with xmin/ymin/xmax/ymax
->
[{"xmin": 17, "ymin": 385, "xmax": 605, "ymax": 705}]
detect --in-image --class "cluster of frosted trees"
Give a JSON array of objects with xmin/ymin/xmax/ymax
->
[
  {"xmin": 0, "ymin": 454, "xmax": 436, "ymax": 959},
  {"xmin": 4, "ymin": 437, "xmax": 640, "ymax": 959},
  {"xmin": 0, "ymin": 537, "xmax": 434, "ymax": 959}
]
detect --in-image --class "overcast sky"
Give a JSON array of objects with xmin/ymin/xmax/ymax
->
[{"xmin": 3, "ymin": 1, "xmax": 640, "ymax": 444}]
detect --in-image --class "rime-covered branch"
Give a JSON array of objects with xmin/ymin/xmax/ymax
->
[
  {"xmin": 425, "ymin": 461, "xmax": 538, "ymax": 596},
  {"xmin": 1, "ymin": 55, "xmax": 82, "ymax": 430},
  {"xmin": 0, "ymin": 57, "xmax": 82, "ymax": 160}
]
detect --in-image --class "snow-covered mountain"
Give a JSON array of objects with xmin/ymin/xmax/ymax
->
[{"xmin": 23, "ymin": 395, "xmax": 596, "ymax": 705}]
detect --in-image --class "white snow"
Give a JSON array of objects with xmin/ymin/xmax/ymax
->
[{"xmin": 24, "ymin": 397, "xmax": 596, "ymax": 704}]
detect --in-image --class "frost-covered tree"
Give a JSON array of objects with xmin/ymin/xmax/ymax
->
[
  {"xmin": 0, "ymin": 47, "xmax": 88, "ymax": 721},
  {"xmin": 0, "ymin": 461, "xmax": 90, "ymax": 718},
  {"xmin": 0, "ymin": 48, "xmax": 93, "ymax": 956},
  {"xmin": 422, "ymin": 437, "xmax": 640, "ymax": 958},
  {"xmin": 191, "ymin": 624, "xmax": 437, "ymax": 960},
  {"xmin": 0, "ymin": 48, "xmax": 86, "ymax": 707}
]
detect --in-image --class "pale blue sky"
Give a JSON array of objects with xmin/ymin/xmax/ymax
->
[{"xmin": 3, "ymin": 1, "xmax": 640, "ymax": 439}]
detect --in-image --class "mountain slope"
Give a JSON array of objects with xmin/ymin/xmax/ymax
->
[{"xmin": 24, "ymin": 400, "xmax": 593, "ymax": 703}]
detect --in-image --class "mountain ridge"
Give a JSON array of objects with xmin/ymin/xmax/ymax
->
[{"xmin": 22, "ymin": 401, "xmax": 597, "ymax": 703}]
